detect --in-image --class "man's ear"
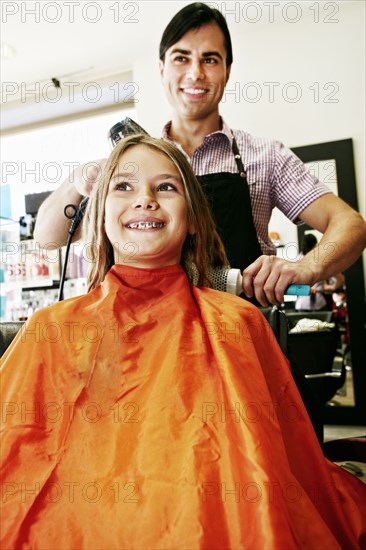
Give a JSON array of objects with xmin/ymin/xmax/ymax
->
[
  {"xmin": 225, "ymin": 65, "xmax": 232, "ymax": 85},
  {"xmin": 159, "ymin": 59, "xmax": 165, "ymax": 78}
]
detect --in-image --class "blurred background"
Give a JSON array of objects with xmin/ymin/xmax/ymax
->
[{"xmin": 1, "ymin": 1, "xmax": 365, "ymax": 425}]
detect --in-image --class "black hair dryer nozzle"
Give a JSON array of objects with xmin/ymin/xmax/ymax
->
[{"xmin": 108, "ymin": 117, "xmax": 149, "ymax": 148}]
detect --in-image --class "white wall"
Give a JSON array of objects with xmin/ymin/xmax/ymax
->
[
  {"xmin": 2, "ymin": 1, "xmax": 364, "ymax": 274},
  {"xmin": 133, "ymin": 0, "xmax": 365, "ymax": 271}
]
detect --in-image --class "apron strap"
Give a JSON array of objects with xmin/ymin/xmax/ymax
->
[{"xmin": 231, "ymin": 132, "xmax": 247, "ymax": 179}]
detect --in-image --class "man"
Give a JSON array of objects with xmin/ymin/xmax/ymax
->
[{"xmin": 34, "ymin": 2, "xmax": 366, "ymax": 308}]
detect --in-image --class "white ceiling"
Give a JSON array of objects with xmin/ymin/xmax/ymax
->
[
  {"xmin": 1, "ymin": 1, "xmax": 188, "ymax": 87},
  {"xmin": 2, "ymin": 0, "xmax": 341, "ymax": 89}
]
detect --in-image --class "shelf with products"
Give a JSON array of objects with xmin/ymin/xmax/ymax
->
[
  {"xmin": 1, "ymin": 238, "xmax": 61, "ymax": 285},
  {"xmin": 1, "ymin": 236, "xmax": 88, "ymax": 321},
  {"xmin": 1, "ymin": 218, "xmax": 20, "ymax": 320},
  {"xmin": 21, "ymin": 279, "xmax": 60, "ymax": 290}
]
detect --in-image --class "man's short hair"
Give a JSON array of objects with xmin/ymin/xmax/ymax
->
[{"xmin": 159, "ymin": 2, "xmax": 233, "ymax": 67}]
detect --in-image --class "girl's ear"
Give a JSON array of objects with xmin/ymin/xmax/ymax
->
[{"xmin": 187, "ymin": 223, "xmax": 196, "ymax": 236}]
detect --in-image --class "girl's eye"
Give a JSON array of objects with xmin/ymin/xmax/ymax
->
[
  {"xmin": 158, "ymin": 183, "xmax": 176, "ymax": 192},
  {"xmin": 115, "ymin": 182, "xmax": 133, "ymax": 191}
]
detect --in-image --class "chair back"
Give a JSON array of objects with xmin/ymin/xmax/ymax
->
[
  {"xmin": 285, "ymin": 311, "xmax": 345, "ymax": 405},
  {"xmin": 0, "ymin": 322, "xmax": 25, "ymax": 357},
  {"xmin": 260, "ymin": 306, "xmax": 288, "ymax": 354}
]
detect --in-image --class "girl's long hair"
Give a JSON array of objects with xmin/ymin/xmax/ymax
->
[{"xmin": 83, "ymin": 134, "xmax": 229, "ymax": 290}]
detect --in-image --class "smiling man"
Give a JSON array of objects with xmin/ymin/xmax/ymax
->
[
  {"xmin": 157, "ymin": 3, "xmax": 366, "ymax": 308},
  {"xmin": 34, "ymin": 2, "xmax": 366, "ymax": 308},
  {"xmin": 159, "ymin": 22, "xmax": 231, "ymax": 146}
]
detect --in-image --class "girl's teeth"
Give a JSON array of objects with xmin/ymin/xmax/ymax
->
[{"xmin": 128, "ymin": 222, "xmax": 164, "ymax": 229}]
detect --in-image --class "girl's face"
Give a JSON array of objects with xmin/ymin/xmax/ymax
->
[{"xmin": 104, "ymin": 144, "xmax": 195, "ymax": 269}]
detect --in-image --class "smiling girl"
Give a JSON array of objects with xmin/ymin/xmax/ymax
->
[
  {"xmin": 83, "ymin": 134, "xmax": 228, "ymax": 289},
  {"xmin": 1, "ymin": 135, "xmax": 365, "ymax": 550}
]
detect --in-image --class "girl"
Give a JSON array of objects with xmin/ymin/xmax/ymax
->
[{"xmin": 1, "ymin": 135, "xmax": 365, "ymax": 549}]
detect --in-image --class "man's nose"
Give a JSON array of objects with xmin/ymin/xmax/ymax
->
[{"xmin": 186, "ymin": 59, "xmax": 204, "ymax": 80}]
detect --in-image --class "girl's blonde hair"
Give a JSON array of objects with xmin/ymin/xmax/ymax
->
[{"xmin": 83, "ymin": 134, "xmax": 228, "ymax": 290}]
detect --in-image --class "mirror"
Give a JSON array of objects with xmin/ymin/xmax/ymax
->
[{"xmin": 291, "ymin": 139, "xmax": 365, "ymax": 424}]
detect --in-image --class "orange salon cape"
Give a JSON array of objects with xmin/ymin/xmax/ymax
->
[{"xmin": 1, "ymin": 264, "xmax": 365, "ymax": 549}]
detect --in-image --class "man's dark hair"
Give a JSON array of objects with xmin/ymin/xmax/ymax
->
[{"xmin": 159, "ymin": 2, "xmax": 233, "ymax": 67}]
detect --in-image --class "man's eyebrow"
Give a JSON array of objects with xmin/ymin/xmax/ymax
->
[
  {"xmin": 169, "ymin": 48, "xmax": 223, "ymax": 60},
  {"xmin": 202, "ymin": 51, "xmax": 223, "ymax": 60}
]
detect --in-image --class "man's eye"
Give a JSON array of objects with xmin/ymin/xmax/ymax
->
[
  {"xmin": 173, "ymin": 56, "xmax": 187, "ymax": 63},
  {"xmin": 203, "ymin": 58, "xmax": 217, "ymax": 64},
  {"xmin": 158, "ymin": 183, "xmax": 176, "ymax": 191}
]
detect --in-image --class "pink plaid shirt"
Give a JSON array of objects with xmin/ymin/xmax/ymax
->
[{"xmin": 162, "ymin": 119, "xmax": 331, "ymax": 255}]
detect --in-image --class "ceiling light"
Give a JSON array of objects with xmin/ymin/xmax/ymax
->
[{"xmin": 1, "ymin": 42, "xmax": 17, "ymax": 60}]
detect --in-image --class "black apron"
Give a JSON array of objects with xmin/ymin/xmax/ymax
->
[
  {"xmin": 197, "ymin": 135, "xmax": 324, "ymax": 443},
  {"xmin": 197, "ymin": 135, "xmax": 262, "ymax": 272}
]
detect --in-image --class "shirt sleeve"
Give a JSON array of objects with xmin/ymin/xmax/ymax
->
[{"xmin": 271, "ymin": 141, "xmax": 332, "ymax": 224}]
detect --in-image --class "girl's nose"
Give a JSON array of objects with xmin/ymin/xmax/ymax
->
[{"xmin": 132, "ymin": 194, "xmax": 158, "ymax": 210}]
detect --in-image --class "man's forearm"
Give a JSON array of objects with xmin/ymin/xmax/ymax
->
[
  {"xmin": 34, "ymin": 180, "xmax": 83, "ymax": 249},
  {"xmin": 300, "ymin": 210, "xmax": 366, "ymax": 283}
]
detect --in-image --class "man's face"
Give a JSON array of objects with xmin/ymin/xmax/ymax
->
[{"xmin": 160, "ymin": 23, "xmax": 231, "ymax": 122}]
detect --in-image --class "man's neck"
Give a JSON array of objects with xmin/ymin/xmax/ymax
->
[{"xmin": 168, "ymin": 114, "xmax": 222, "ymax": 157}]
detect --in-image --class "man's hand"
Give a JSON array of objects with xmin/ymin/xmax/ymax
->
[
  {"xmin": 34, "ymin": 158, "xmax": 107, "ymax": 248},
  {"xmin": 242, "ymin": 255, "xmax": 315, "ymax": 307},
  {"xmin": 243, "ymin": 194, "xmax": 366, "ymax": 307},
  {"xmin": 71, "ymin": 159, "xmax": 107, "ymax": 197}
]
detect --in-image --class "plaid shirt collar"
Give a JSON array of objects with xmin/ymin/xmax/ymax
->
[{"xmin": 161, "ymin": 117, "xmax": 233, "ymax": 149}]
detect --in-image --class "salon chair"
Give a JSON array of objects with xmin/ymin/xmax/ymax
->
[
  {"xmin": 259, "ymin": 310, "xmax": 365, "ymax": 469},
  {"xmin": 259, "ymin": 306, "xmax": 288, "ymax": 354},
  {"xmin": 0, "ymin": 322, "xmax": 25, "ymax": 357},
  {"xmin": 323, "ymin": 437, "xmax": 366, "ymax": 463},
  {"xmin": 285, "ymin": 311, "xmax": 346, "ymax": 407}
]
